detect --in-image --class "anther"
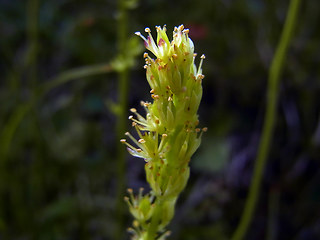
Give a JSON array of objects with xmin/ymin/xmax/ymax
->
[
  {"xmin": 168, "ymin": 96, "xmax": 173, "ymax": 101},
  {"xmin": 150, "ymin": 89, "xmax": 155, "ymax": 94},
  {"xmin": 120, "ymin": 139, "xmax": 126, "ymax": 143},
  {"xmin": 151, "ymin": 94, "xmax": 159, "ymax": 99},
  {"xmin": 201, "ymin": 54, "xmax": 206, "ymax": 59},
  {"xmin": 162, "ymin": 134, "xmax": 168, "ymax": 138},
  {"xmin": 195, "ymin": 128, "xmax": 201, "ymax": 133},
  {"xmin": 130, "ymin": 108, "xmax": 137, "ymax": 113},
  {"xmin": 144, "ymin": 27, "xmax": 151, "ymax": 33},
  {"xmin": 178, "ymin": 25, "xmax": 184, "ymax": 31},
  {"xmin": 138, "ymin": 139, "xmax": 146, "ymax": 144},
  {"xmin": 128, "ymin": 115, "xmax": 133, "ymax": 120},
  {"xmin": 143, "ymin": 52, "xmax": 148, "ymax": 58},
  {"xmin": 155, "ymin": 119, "xmax": 160, "ymax": 124},
  {"xmin": 183, "ymin": 29, "xmax": 189, "ymax": 34},
  {"xmin": 202, "ymin": 127, "xmax": 208, "ymax": 132},
  {"xmin": 136, "ymin": 149, "xmax": 142, "ymax": 152}
]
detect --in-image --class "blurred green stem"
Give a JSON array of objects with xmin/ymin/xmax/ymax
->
[
  {"xmin": 266, "ymin": 188, "xmax": 280, "ymax": 240},
  {"xmin": 231, "ymin": 0, "xmax": 301, "ymax": 240},
  {"xmin": 115, "ymin": 0, "xmax": 129, "ymax": 239}
]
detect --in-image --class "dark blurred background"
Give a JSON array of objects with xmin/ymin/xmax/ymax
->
[{"xmin": 0, "ymin": 0, "xmax": 320, "ymax": 239}]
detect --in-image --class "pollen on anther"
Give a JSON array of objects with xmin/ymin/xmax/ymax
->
[
  {"xmin": 150, "ymin": 89, "xmax": 155, "ymax": 94},
  {"xmin": 130, "ymin": 108, "xmax": 137, "ymax": 113},
  {"xmin": 183, "ymin": 29, "xmax": 189, "ymax": 34},
  {"xmin": 143, "ymin": 52, "xmax": 148, "ymax": 58},
  {"xmin": 137, "ymin": 149, "xmax": 142, "ymax": 152},
  {"xmin": 145, "ymin": 27, "xmax": 151, "ymax": 33},
  {"xmin": 202, "ymin": 127, "xmax": 208, "ymax": 132},
  {"xmin": 120, "ymin": 139, "xmax": 126, "ymax": 143},
  {"xmin": 201, "ymin": 54, "xmax": 206, "ymax": 59},
  {"xmin": 138, "ymin": 139, "xmax": 146, "ymax": 144},
  {"xmin": 151, "ymin": 94, "xmax": 159, "ymax": 99},
  {"xmin": 178, "ymin": 24, "xmax": 184, "ymax": 31},
  {"xmin": 195, "ymin": 128, "xmax": 201, "ymax": 133}
]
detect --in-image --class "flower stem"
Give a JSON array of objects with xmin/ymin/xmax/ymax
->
[
  {"xmin": 146, "ymin": 197, "xmax": 162, "ymax": 240},
  {"xmin": 231, "ymin": 0, "xmax": 301, "ymax": 239},
  {"xmin": 115, "ymin": 0, "xmax": 130, "ymax": 238}
]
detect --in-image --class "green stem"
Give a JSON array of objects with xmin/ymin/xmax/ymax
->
[
  {"xmin": 115, "ymin": 0, "xmax": 129, "ymax": 239},
  {"xmin": 146, "ymin": 198, "xmax": 162, "ymax": 240},
  {"xmin": 231, "ymin": 0, "xmax": 301, "ymax": 239},
  {"xmin": 266, "ymin": 188, "xmax": 280, "ymax": 240}
]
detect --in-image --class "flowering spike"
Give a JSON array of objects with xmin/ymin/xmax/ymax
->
[{"xmin": 123, "ymin": 25, "xmax": 206, "ymax": 240}]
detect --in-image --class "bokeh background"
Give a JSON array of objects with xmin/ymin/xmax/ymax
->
[{"xmin": 0, "ymin": 0, "xmax": 320, "ymax": 239}]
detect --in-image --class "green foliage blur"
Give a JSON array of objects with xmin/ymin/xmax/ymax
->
[{"xmin": 0, "ymin": 0, "xmax": 319, "ymax": 239}]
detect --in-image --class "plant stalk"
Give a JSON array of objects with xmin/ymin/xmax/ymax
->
[
  {"xmin": 231, "ymin": 0, "xmax": 301, "ymax": 239},
  {"xmin": 115, "ymin": 0, "xmax": 130, "ymax": 239}
]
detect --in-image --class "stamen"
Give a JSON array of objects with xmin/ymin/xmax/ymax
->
[
  {"xmin": 134, "ymin": 123, "xmax": 144, "ymax": 139},
  {"xmin": 129, "ymin": 115, "xmax": 148, "ymax": 127},
  {"xmin": 197, "ymin": 54, "xmax": 205, "ymax": 75},
  {"xmin": 125, "ymin": 132, "xmax": 143, "ymax": 147},
  {"xmin": 158, "ymin": 133, "xmax": 168, "ymax": 152},
  {"xmin": 135, "ymin": 32, "xmax": 147, "ymax": 42}
]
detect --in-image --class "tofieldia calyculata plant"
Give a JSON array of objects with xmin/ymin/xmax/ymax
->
[{"xmin": 120, "ymin": 24, "xmax": 206, "ymax": 240}]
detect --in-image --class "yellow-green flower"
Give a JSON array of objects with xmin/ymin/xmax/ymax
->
[{"xmin": 121, "ymin": 24, "xmax": 206, "ymax": 240}]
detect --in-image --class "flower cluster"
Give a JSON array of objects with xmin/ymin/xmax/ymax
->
[{"xmin": 121, "ymin": 25, "xmax": 206, "ymax": 240}]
